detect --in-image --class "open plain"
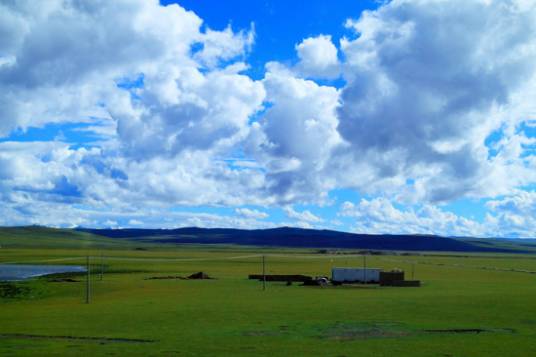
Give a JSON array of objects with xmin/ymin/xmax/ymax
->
[{"xmin": 1, "ymin": 228, "xmax": 536, "ymax": 356}]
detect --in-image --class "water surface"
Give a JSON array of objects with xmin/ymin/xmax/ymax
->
[{"xmin": 0, "ymin": 264, "xmax": 86, "ymax": 281}]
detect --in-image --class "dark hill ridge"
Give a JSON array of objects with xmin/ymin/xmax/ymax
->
[{"xmin": 77, "ymin": 226, "xmax": 525, "ymax": 253}]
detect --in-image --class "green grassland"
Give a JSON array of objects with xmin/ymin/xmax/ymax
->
[{"xmin": 2, "ymin": 228, "xmax": 536, "ymax": 356}]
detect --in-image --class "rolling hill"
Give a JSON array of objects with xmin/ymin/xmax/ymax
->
[{"xmin": 77, "ymin": 226, "xmax": 536, "ymax": 253}]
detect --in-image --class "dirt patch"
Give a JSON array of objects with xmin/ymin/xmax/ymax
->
[
  {"xmin": 319, "ymin": 323, "xmax": 515, "ymax": 340},
  {"xmin": 242, "ymin": 330, "xmax": 283, "ymax": 337},
  {"xmin": 145, "ymin": 271, "xmax": 215, "ymax": 280},
  {"xmin": 320, "ymin": 322, "xmax": 411, "ymax": 340},
  {"xmin": 0, "ymin": 333, "xmax": 156, "ymax": 344},
  {"xmin": 145, "ymin": 276, "xmax": 186, "ymax": 280},
  {"xmin": 242, "ymin": 325, "xmax": 292, "ymax": 337},
  {"xmin": 41, "ymin": 272, "xmax": 86, "ymax": 280},
  {"xmin": 248, "ymin": 274, "xmax": 312, "ymax": 282},
  {"xmin": 424, "ymin": 328, "xmax": 515, "ymax": 334},
  {"xmin": 47, "ymin": 278, "xmax": 79, "ymax": 283}
]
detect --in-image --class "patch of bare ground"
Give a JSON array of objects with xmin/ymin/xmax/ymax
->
[
  {"xmin": 145, "ymin": 271, "xmax": 215, "ymax": 280},
  {"xmin": 424, "ymin": 328, "xmax": 515, "ymax": 334},
  {"xmin": 319, "ymin": 322, "xmax": 516, "ymax": 340},
  {"xmin": 320, "ymin": 322, "xmax": 411, "ymax": 341},
  {"xmin": 47, "ymin": 278, "xmax": 79, "ymax": 282},
  {"xmin": 0, "ymin": 333, "xmax": 156, "ymax": 344},
  {"xmin": 145, "ymin": 276, "xmax": 186, "ymax": 280}
]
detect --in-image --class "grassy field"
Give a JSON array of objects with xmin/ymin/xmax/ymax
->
[{"xmin": 2, "ymin": 229, "xmax": 536, "ymax": 356}]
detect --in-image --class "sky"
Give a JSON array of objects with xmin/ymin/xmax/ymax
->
[{"xmin": 1, "ymin": 0, "xmax": 535, "ymax": 237}]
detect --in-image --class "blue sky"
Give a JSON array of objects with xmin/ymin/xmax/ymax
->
[
  {"xmin": 169, "ymin": 0, "xmax": 379, "ymax": 80},
  {"xmin": 1, "ymin": 0, "xmax": 536, "ymax": 237}
]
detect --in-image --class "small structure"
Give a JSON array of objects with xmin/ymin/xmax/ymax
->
[
  {"xmin": 331, "ymin": 267, "xmax": 381, "ymax": 284},
  {"xmin": 380, "ymin": 270, "xmax": 420, "ymax": 287},
  {"xmin": 379, "ymin": 270, "xmax": 405, "ymax": 286},
  {"xmin": 188, "ymin": 272, "xmax": 213, "ymax": 279}
]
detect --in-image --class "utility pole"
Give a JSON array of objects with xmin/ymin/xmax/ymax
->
[
  {"xmin": 262, "ymin": 255, "xmax": 266, "ymax": 291},
  {"xmin": 363, "ymin": 254, "xmax": 367, "ymax": 283},
  {"xmin": 86, "ymin": 256, "xmax": 90, "ymax": 304},
  {"xmin": 100, "ymin": 253, "xmax": 104, "ymax": 281}
]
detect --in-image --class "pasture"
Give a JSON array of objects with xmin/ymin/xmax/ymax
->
[{"xmin": 1, "ymin": 231, "xmax": 536, "ymax": 356}]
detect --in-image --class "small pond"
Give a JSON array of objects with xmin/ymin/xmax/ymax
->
[{"xmin": 0, "ymin": 264, "xmax": 86, "ymax": 281}]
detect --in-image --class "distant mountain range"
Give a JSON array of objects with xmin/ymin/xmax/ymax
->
[{"xmin": 78, "ymin": 226, "xmax": 536, "ymax": 253}]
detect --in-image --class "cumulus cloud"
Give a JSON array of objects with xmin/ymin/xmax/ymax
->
[
  {"xmin": 284, "ymin": 206, "xmax": 322, "ymax": 223},
  {"xmin": 485, "ymin": 191, "xmax": 536, "ymax": 237},
  {"xmin": 1, "ymin": 0, "xmax": 536, "ymax": 237},
  {"xmin": 0, "ymin": 198, "xmax": 276, "ymax": 230},
  {"xmin": 246, "ymin": 0, "xmax": 536, "ymax": 209},
  {"xmin": 338, "ymin": 0, "xmax": 536, "ymax": 202},
  {"xmin": 0, "ymin": 0, "xmax": 262, "ymax": 148},
  {"xmin": 339, "ymin": 198, "xmax": 484, "ymax": 237},
  {"xmin": 340, "ymin": 192, "xmax": 536, "ymax": 238},
  {"xmin": 194, "ymin": 24, "xmax": 255, "ymax": 67},
  {"xmin": 246, "ymin": 62, "xmax": 342, "ymax": 203},
  {"xmin": 235, "ymin": 208, "xmax": 269, "ymax": 219},
  {"xmin": 116, "ymin": 68, "xmax": 265, "ymax": 158},
  {"xmin": 295, "ymin": 35, "xmax": 340, "ymax": 79},
  {"xmin": 0, "ymin": 0, "xmax": 194, "ymax": 135},
  {"xmin": 0, "ymin": 0, "xmax": 269, "ymax": 207}
]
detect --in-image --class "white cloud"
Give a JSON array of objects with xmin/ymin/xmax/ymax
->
[
  {"xmin": 339, "ymin": 198, "xmax": 484, "ymax": 237},
  {"xmin": 295, "ymin": 35, "xmax": 340, "ymax": 79},
  {"xmin": 235, "ymin": 208, "xmax": 269, "ymax": 219},
  {"xmin": 115, "ymin": 67, "xmax": 265, "ymax": 159},
  {"xmin": 338, "ymin": 0, "xmax": 536, "ymax": 202},
  {"xmin": 246, "ymin": 62, "xmax": 342, "ymax": 203},
  {"xmin": 0, "ymin": 0, "xmax": 195, "ymax": 135},
  {"xmin": 284, "ymin": 206, "xmax": 322, "ymax": 223},
  {"xmin": 194, "ymin": 24, "xmax": 255, "ymax": 67},
  {"xmin": 340, "ymin": 193, "xmax": 536, "ymax": 238},
  {"xmin": 0, "ymin": 183, "xmax": 277, "ymax": 229},
  {"xmin": 485, "ymin": 191, "xmax": 536, "ymax": 237},
  {"xmin": 0, "ymin": 0, "xmax": 535, "ymax": 237},
  {"xmin": 0, "ymin": 0, "xmax": 270, "ymax": 209},
  {"xmin": 0, "ymin": 0, "xmax": 261, "ymax": 144}
]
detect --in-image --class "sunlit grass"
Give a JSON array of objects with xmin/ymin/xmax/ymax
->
[{"xmin": 1, "ymin": 229, "xmax": 536, "ymax": 356}]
